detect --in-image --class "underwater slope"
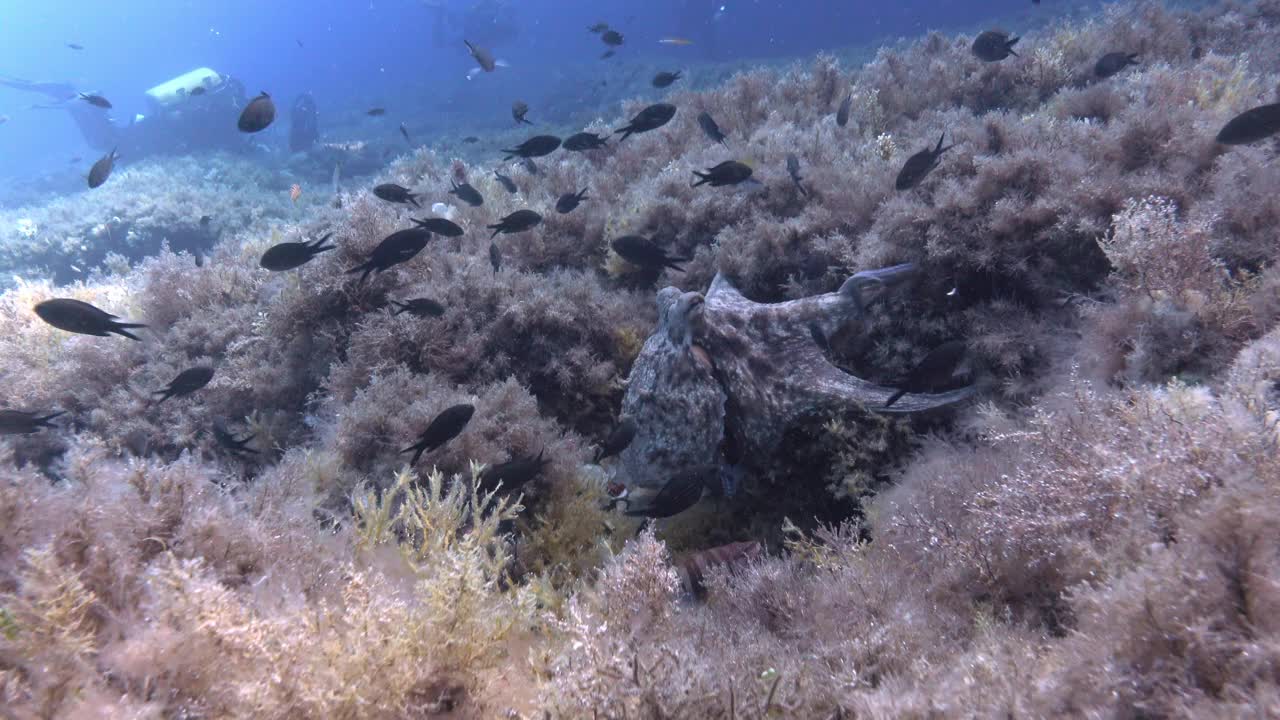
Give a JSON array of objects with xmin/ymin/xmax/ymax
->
[{"xmin": 2, "ymin": 1, "xmax": 1280, "ymax": 717}]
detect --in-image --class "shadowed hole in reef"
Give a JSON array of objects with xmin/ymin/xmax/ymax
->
[{"xmin": 39, "ymin": 221, "xmax": 221, "ymax": 285}]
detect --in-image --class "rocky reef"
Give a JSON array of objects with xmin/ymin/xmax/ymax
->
[{"xmin": 2, "ymin": 2, "xmax": 1280, "ymax": 717}]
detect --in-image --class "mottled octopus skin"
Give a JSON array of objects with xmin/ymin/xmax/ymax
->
[{"xmin": 619, "ymin": 264, "xmax": 977, "ymax": 490}]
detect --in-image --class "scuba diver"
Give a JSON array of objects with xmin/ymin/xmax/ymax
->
[{"xmin": 1, "ymin": 69, "xmax": 320, "ymax": 161}]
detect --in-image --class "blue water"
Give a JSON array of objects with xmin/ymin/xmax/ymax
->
[{"xmin": 0, "ymin": 0, "xmax": 1058, "ymax": 191}]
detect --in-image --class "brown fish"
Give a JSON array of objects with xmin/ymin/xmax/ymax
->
[
  {"xmin": 34, "ymin": 298, "xmax": 145, "ymax": 340},
  {"xmin": 487, "ymin": 209, "xmax": 542, "ymax": 238},
  {"xmin": 1094, "ymin": 52, "xmax": 1140, "ymax": 79},
  {"xmin": 895, "ymin": 133, "xmax": 952, "ymax": 190},
  {"xmin": 401, "ymin": 403, "xmax": 474, "ymax": 466},
  {"xmin": 466, "ymin": 40, "xmax": 496, "ymax": 72},
  {"xmin": 512, "ymin": 100, "xmax": 533, "ymax": 125},
  {"xmin": 78, "ymin": 92, "xmax": 112, "ymax": 109},
  {"xmin": 836, "ymin": 93, "xmax": 852, "ymax": 127},
  {"xmin": 652, "ymin": 71, "xmax": 682, "ymax": 88},
  {"xmin": 972, "ymin": 30, "xmax": 1019, "ymax": 61},
  {"xmin": 238, "ymin": 92, "xmax": 276, "ymax": 132},
  {"xmin": 679, "ymin": 541, "xmax": 763, "ymax": 596},
  {"xmin": 1216, "ymin": 102, "xmax": 1280, "ymax": 145},
  {"xmin": 0, "ymin": 410, "xmax": 64, "ymax": 435},
  {"xmin": 154, "ymin": 366, "xmax": 215, "ymax": 404},
  {"xmin": 88, "ymin": 147, "xmax": 119, "ymax": 188}
]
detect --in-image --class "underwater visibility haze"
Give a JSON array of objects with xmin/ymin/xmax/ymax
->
[{"xmin": 3, "ymin": 0, "xmax": 1280, "ymax": 717}]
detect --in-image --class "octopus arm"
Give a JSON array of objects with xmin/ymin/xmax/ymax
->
[
  {"xmin": 802, "ymin": 356, "xmax": 979, "ymax": 413},
  {"xmin": 707, "ymin": 265, "xmax": 917, "ymax": 340}
]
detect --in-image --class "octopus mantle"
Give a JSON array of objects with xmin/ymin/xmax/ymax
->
[{"xmin": 618, "ymin": 264, "xmax": 976, "ymax": 490}]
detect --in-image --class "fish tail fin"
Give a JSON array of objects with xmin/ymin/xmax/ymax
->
[
  {"xmin": 666, "ymin": 257, "xmax": 690, "ymax": 272},
  {"xmin": 518, "ymin": 117, "xmax": 532, "ymax": 125},
  {"xmin": 691, "ymin": 171, "xmax": 709, "ymax": 187},
  {"xmin": 1007, "ymin": 37, "xmax": 1020, "ymax": 56},
  {"xmin": 489, "ymin": 228, "xmax": 502, "ymax": 240},
  {"xmin": 35, "ymin": 411, "xmax": 65, "ymax": 428},
  {"xmin": 578, "ymin": 188, "xmax": 589, "ymax": 200},
  {"xmin": 884, "ymin": 389, "xmax": 907, "ymax": 408},
  {"xmin": 401, "ymin": 443, "xmax": 426, "ymax": 467},
  {"xmin": 110, "ymin": 321, "xmax": 145, "ymax": 341},
  {"xmin": 153, "ymin": 389, "xmax": 174, "ymax": 405},
  {"xmin": 311, "ymin": 233, "xmax": 336, "ymax": 253}
]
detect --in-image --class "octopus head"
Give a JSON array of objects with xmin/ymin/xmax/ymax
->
[{"xmin": 656, "ymin": 286, "xmax": 706, "ymax": 347}]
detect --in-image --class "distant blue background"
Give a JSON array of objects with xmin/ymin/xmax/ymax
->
[{"xmin": 0, "ymin": 0, "xmax": 1066, "ymax": 186}]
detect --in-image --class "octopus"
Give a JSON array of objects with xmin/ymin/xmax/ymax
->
[{"xmin": 618, "ymin": 263, "xmax": 977, "ymax": 491}]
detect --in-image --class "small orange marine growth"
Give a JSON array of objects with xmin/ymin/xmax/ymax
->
[{"xmin": 289, "ymin": 183, "xmax": 302, "ymax": 203}]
